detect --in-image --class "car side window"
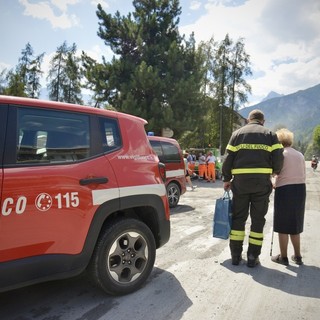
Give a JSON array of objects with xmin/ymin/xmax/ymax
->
[
  {"xmin": 149, "ymin": 140, "xmax": 165, "ymax": 162},
  {"xmin": 161, "ymin": 142, "xmax": 181, "ymax": 162},
  {"xmin": 149, "ymin": 140, "xmax": 163, "ymax": 156},
  {"xmin": 17, "ymin": 107, "xmax": 90, "ymax": 164},
  {"xmin": 100, "ymin": 117, "xmax": 121, "ymax": 152}
]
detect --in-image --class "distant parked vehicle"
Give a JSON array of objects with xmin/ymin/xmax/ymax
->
[{"xmin": 148, "ymin": 136, "xmax": 187, "ymax": 208}]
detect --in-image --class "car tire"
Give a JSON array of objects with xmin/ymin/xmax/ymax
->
[
  {"xmin": 88, "ymin": 218, "xmax": 156, "ymax": 295},
  {"xmin": 167, "ymin": 182, "xmax": 180, "ymax": 208}
]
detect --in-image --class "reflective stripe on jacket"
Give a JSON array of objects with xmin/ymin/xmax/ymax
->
[{"xmin": 222, "ymin": 122, "xmax": 284, "ymax": 181}]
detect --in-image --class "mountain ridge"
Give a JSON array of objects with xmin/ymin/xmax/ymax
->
[
  {"xmin": 239, "ymin": 84, "xmax": 320, "ymax": 143},
  {"xmin": 262, "ymin": 91, "xmax": 284, "ymax": 102}
]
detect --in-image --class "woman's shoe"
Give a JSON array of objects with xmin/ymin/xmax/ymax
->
[
  {"xmin": 271, "ymin": 254, "xmax": 289, "ymax": 266},
  {"xmin": 291, "ymin": 255, "xmax": 303, "ymax": 265}
]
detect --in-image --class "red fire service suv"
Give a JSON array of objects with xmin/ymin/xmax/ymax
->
[
  {"xmin": 148, "ymin": 135, "xmax": 186, "ymax": 208},
  {"xmin": 0, "ymin": 95, "xmax": 170, "ymax": 295}
]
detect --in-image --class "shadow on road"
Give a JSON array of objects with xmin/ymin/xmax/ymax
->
[
  {"xmin": 0, "ymin": 267, "xmax": 192, "ymax": 320},
  {"xmin": 170, "ymin": 204, "xmax": 195, "ymax": 215},
  {"xmin": 221, "ymin": 259, "xmax": 320, "ymax": 299}
]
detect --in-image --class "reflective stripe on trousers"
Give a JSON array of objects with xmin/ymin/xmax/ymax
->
[
  {"xmin": 230, "ymin": 230, "xmax": 263, "ymax": 245},
  {"xmin": 249, "ymin": 231, "xmax": 263, "ymax": 246},
  {"xmin": 230, "ymin": 229, "xmax": 245, "ymax": 241}
]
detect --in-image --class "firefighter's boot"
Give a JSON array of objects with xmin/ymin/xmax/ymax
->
[{"xmin": 230, "ymin": 240, "xmax": 243, "ymax": 265}]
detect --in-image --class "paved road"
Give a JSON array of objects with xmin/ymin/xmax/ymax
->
[{"xmin": 0, "ymin": 163, "xmax": 319, "ymax": 320}]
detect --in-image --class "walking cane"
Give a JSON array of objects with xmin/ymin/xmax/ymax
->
[
  {"xmin": 270, "ymin": 207, "xmax": 275, "ymax": 256},
  {"xmin": 270, "ymin": 229, "xmax": 274, "ymax": 256}
]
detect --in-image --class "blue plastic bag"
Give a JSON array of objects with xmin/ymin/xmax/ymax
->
[{"xmin": 213, "ymin": 191, "xmax": 232, "ymax": 240}]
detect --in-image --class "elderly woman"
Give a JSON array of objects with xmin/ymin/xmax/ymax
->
[{"xmin": 271, "ymin": 128, "xmax": 306, "ymax": 265}]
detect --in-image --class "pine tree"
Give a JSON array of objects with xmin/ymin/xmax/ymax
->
[
  {"xmin": 227, "ymin": 38, "xmax": 251, "ymax": 130},
  {"xmin": 81, "ymin": 52, "xmax": 112, "ymax": 107},
  {"xmin": 2, "ymin": 43, "xmax": 44, "ymax": 98},
  {"xmin": 19, "ymin": 43, "xmax": 33, "ymax": 83},
  {"xmin": 83, "ymin": 0, "xmax": 205, "ymax": 137},
  {"xmin": 64, "ymin": 48, "xmax": 83, "ymax": 104},
  {"xmin": 3, "ymin": 70, "xmax": 26, "ymax": 97},
  {"xmin": 197, "ymin": 37, "xmax": 220, "ymax": 149},
  {"xmin": 47, "ymin": 42, "xmax": 83, "ymax": 103},
  {"xmin": 18, "ymin": 43, "xmax": 44, "ymax": 98},
  {"xmin": 0, "ymin": 69, "xmax": 7, "ymax": 94},
  {"xmin": 218, "ymin": 35, "xmax": 231, "ymax": 150},
  {"xmin": 200, "ymin": 34, "xmax": 252, "ymax": 153},
  {"xmin": 27, "ymin": 53, "xmax": 44, "ymax": 98}
]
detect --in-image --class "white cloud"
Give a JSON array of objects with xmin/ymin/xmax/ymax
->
[
  {"xmin": 259, "ymin": 0, "xmax": 320, "ymax": 45},
  {"xmin": 190, "ymin": 1, "xmax": 202, "ymax": 10},
  {"xmin": 51, "ymin": 0, "xmax": 80, "ymax": 12},
  {"xmin": 180, "ymin": 0, "xmax": 320, "ymax": 104},
  {"xmin": 19, "ymin": 0, "xmax": 80, "ymax": 29}
]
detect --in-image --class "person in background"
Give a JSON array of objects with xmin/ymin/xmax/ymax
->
[
  {"xmin": 206, "ymin": 151, "xmax": 216, "ymax": 182},
  {"xmin": 271, "ymin": 128, "xmax": 306, "ymax": 266},
  {"xmin": 187, "ymin": 151, "xmax": 195, "ymax": 175},
  {"xmin": 184, "ymin": 153, "xmax": 196, "ymax": 191},
  {"xmin": 198, "ymin": 152, "xmax": 207, "ymax": 180},
  {"xmin": 222, "ymin": 109, "xmax": 284, "ymax": 267},
  {"xmin": 311, "ymin": 154, "xmax": 318, "ymax": 171}
]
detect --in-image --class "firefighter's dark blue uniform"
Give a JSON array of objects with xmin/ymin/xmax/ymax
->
[{"xmin": 222, "ymin": 110, "xmax": 284, "ymax": 266}]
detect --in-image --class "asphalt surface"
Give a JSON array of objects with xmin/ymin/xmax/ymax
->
[{"xmin": 0, "ymin": 162, "xmax": 319, "ymax": 320}]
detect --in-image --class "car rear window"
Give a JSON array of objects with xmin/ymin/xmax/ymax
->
[{"xmin": 150, "ymin": 140, "xmax": 181, "ymax": 163}]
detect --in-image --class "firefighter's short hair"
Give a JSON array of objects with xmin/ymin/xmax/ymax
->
[{"xmin": 248, "ymin": 109, "xmax": 265, "ymax": 122}]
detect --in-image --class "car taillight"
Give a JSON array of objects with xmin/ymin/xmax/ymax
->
[{"xmin": 158, "ymin": 162, "xmax": 166, "ymax": 183}]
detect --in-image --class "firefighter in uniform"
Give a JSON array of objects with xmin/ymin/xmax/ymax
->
[{"xmin": 222, "ymin": 109, "xmax": 284, "ymax": 267}]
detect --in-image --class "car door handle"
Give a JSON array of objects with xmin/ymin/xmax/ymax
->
[{"xmin": 79, "ymin": 177, "xmax": 108, "ymax": 185}]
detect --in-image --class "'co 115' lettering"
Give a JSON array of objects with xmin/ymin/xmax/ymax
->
[{"xmin": 1, "ymin": 192, "xmax": 80, "ymax": 216}]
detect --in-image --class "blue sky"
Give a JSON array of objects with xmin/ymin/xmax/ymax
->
[{"xmin": 1, "ymin": 0, "xmax": 320, "ymax": 106}]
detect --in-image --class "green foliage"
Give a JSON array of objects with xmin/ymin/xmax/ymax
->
[
  {"xmin": 304, "ymin": 125, "xmax": 320, "ymax": 159},
  {"xmin": 313, "ymin": 125, "xmax": 320, "ymax": 149},
  {"xmin": 82, "ymin": 0, "xmax": 206, "ymax": 139},
  {"xmin": 0, "ymin": 69, "xmax": 7, "ymax": 94},
  {"xmin": 27, "ymin": 53, "xmax": 44, "ymax": 98},
  {"xmin": 3, "ymin": 70, "xmax": 27, "ymax": 97},
  {"xmin": 294, "ymin": 139, "xmax": 309, "ymax": 156},
  {"xmin": 47, "ymin": 42, "xmax": 83, "ymax": 104},
  {"xmin": 81, "ymin": 52, "xmax": 112, "ymax": 106},
  {"xmin": 0, "ymin": 43, "xmax": 44, "ymax": 98},
  {"xmin": 198, "ymin": 34, "xmax": 252, "ymax": 152},
  {"xmin": 178, "ymin": 97, "xmax": 220, "ymax": 150},
  {"xmin": 305, "ymin": 143, "xmax": 320, "ymax": 160}
]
